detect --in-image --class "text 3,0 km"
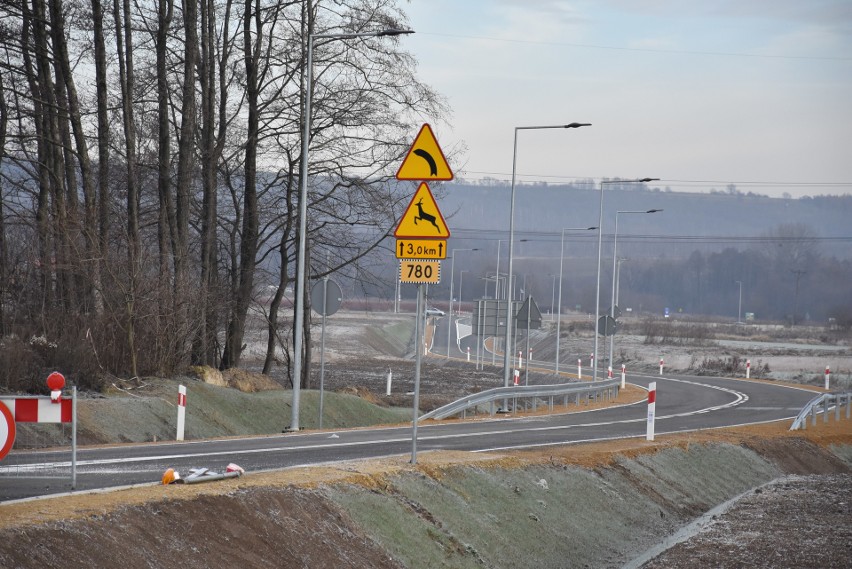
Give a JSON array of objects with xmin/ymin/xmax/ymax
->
[{"xmin": 395, "ymin": 239, "xmax": 446, "ymax": 259}]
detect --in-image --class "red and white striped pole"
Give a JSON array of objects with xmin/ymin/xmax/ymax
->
[
  {"xmin": 621, "ymin": 364, "xmax": 626, "ymax": 389},
  {"xmin": 176, "ymin": 385, "xmax": 187, "ymax": 441},
  {"xmin": 659, "ymin": 358, "xmax": 664, "ymax": 376},
  {"xmin": 513, "ymin": 369, "xmax": 520, "ymax": 386},
  {"xmin": 646, "ymin": 382, "xmax": 657, "ymax": 441},
  {"xmin": 825, "ymin": 366, "xmax": 831, "ymax": 390},
  {"xmin": 746, "ymin": 359, "xmax": 751, "ymax": 379}
]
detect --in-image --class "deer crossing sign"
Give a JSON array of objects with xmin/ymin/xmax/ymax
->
[{"xmin": 394, "ymin": 182, "xmax": 450, "ymax": 239}]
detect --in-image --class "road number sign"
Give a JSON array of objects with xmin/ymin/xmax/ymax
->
[
  {"xmin": 396, "ymin": 239, "xmax": 447, "ymax": 259},
  {"xmin": 399, "ymin": 260, "xmax": 441, "ymax": 284}
]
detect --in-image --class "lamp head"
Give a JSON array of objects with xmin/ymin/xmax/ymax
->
[
  {"xmin": 564, "ymin": 123, "xmax": 592, "ymax": 129},
  {"xmin": 639, "ymin": 177, "xmax": 659, "ymax": 183},
  {"xmin": 377, "ymin": 28, "xmax": 415, "ymax": 36},
  {"xmin": 646, "ymin": 209, "xmax": 663, "ymax": 214}
]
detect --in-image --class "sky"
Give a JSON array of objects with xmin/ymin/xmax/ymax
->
[{"xmin": 401, "ymin": 0, "xmax": 852, "ymax": 198}]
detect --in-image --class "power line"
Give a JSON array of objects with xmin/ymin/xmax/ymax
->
[{"xmin": 419, "ymin": 32, "xmax": 852, "ymax": 62}]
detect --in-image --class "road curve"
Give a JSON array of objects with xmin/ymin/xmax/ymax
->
[{"xmin": 0, "ymin": 372, "xmax": 815, "ymax": 502}]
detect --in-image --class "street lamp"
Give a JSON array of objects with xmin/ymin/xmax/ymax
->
[
  {"xmin": 555, "ymin": 226, "xmax": 597, "ymax": 375},
  {"xmin": 458, "ymin": 270, "xmax": 469, "ymax": 303},
  {"xmin": 494, "ymin": 239, "xmax": 508, "ymax": 300},
  {"xmin": 503, "ymin": 123, "xmax": 591, "ymax": 392},
  {"xmin": 735, "ymin": 280, "xmax": 743, "ymax": 324},
  {"xmin": 593, "ymin": 178, "xmax": 658, "ymax": 382},
  {"xmin": 291, "ymin": 27, "xmax": 414, "ymax": 431},
  {"xmin": 448, "ymin": 248, "xmax": 478, "ymax": 358},
  {"xmin": 606, "ymin": 208, "xmax": 662, "ymax": 369}
]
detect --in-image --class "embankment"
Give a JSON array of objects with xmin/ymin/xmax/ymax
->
[{"xmin": 1, "ymin": 420, "xmax": 849, "ymax": 568}]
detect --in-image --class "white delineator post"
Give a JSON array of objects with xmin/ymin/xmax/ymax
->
[
  {"xmin": 659, "ymin": 358, "xmax": 664, "ymax": 376},
  {"xmin": 746, "ymin": 359, "xmax": 751, "ymax": 379},
  {"xmin": 621, "ymin": 364, "xmax": 626, "ymax": 389},
  {"xmin": 176, "ymin": 385, "xmax": 187, "ymax": 441},
  {"xmin": 466, "ymin": 347, "xmax": 470, "ymax": 362},
  {"xmin": 386, "ymin": 368, "xmax": 393, "ymax": 396},
  {"xmin": 518, "ymin": 351, "xmax": 523, "ymax": 368},
  {"xmin": 825, "ymin": 366, "xmax": 830, "ymax": 390},
  {"xmin": 646, "ymin": 382, "xmax": 657, "ymax": 441},
  {"xmin": 578, "ymin": 359, "xmax": 582, "ymax": 379}
]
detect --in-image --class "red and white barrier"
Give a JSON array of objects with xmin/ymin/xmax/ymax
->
[
  {"xmin": 621, "ymin": 364, "xmax": 626, "ymax": 389},
  {"xmin": 746, "ymin": 359, "xmax": 751, "ymax": 379},
  {"xmin": 607, "ymin": 366, "xmax": 613, "ymax": 379},
  {"xmin": 513, "ymin": 369, "xmax": 520, "ymax": 386},
  {"xmin": 646, "ymin": 382, "xmax": 657, "ymax": 441},
  {"xmin": 0, "ymin": 398, "xmax": 72, "ymax": 423},
  {"xmin": 176, "ymin": 384, "xmax": 187, "ymax": 441},
  {"xmin": 825, "ymin": 366, "xmax": 831, "ymax": 390}
]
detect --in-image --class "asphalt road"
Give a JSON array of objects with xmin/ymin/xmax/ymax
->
[{"xmin": 0, "ymin": 366, "xmax": 814, "ymax": 502}]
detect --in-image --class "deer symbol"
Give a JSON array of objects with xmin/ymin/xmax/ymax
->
[{"xmin": 414, "ymin": 198, "xmax": 441, "ymax": 232}]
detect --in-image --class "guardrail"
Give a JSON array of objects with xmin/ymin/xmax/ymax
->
[
  {"xmin": 790, "ymin": 391, "xmax": 852, "ymax": 430},
  {"xmin": 419, "ymin": 380, "xmax": 622, "ymax": 421}
]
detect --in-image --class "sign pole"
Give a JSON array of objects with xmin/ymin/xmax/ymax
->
[
  {"xmin": 411, "ymin": 283, "xmax": 424, "ymax": 464},
  {"xmin": 72, "ymin": 385, "xmax": 77, "ymax": 489}
]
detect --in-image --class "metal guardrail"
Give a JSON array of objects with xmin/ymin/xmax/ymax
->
[
  {"xmin": 419, "ymin": 380, "xmax": 622, "ymax": 421},
  {"xmin": 790, "ymin": 391, "xmax": 852, "ymax": 430}
]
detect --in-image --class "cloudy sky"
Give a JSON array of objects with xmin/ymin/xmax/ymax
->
[{"xmin": 401, "ymin": 0, "xmax": 852, "ymax": 197}]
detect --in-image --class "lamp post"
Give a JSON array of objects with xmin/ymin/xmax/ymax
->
[
  {"xmin": 607, "ymin": 208, "xmax": 662, "ymax": 368},
  {"xmin": 550, "ymin": 274, "xmax": 557, "ymax": 321},
  {"xmin": 494, "ymin": 239, "xmax": 507, "ymax": 300},
  {"xmin": 503, "ymin": 123, "xmax": 591, "ymax": 392},
  {"xmin": 291, "ymin": 27, "xmax": 413, "ymax": 431},
  {"xmin": 555, "ymin": 226, "xmax": 597, "ymax": 375},
  {"xmin": 448, "ymin": 248, "xmax": 478, "ymax": 358},
  {"xmin": 593, "ymin": 178, "xmax": 657, "ymax": 382},
  {"xmin": 458, "ymin": 270, "xmax": 468, "ymax": 304},
  {"xmin": 735, "ymin": 280, "xmax": 743, "ymax": 324}
]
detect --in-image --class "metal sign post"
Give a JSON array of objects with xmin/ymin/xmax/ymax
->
[
  {"xmin": 411, "ymin": 283, "xmax": 424, "ymax": 464},
  {"xmin": 311, "ymin": 278, "xmax": 343, "ymax": 430}
]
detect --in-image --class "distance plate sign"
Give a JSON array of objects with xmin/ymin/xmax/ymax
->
[
  {"xmin": 399, "ymin": 260, "xmax": 441, "ymax": 284},
  {"xmin": 396, "ymin": 239, "xmax": 447, "ymax": 259}
]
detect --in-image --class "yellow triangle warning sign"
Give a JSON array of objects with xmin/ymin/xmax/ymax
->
[
  {"xmin": 396, "ymin": 124, "xmax": 454, "ymax": 181},
  {"xmin": 394, "ymin": 182, "xmax": 451, "ymax": 239}
]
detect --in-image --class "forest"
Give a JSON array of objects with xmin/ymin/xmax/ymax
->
[{"xmin": 0, "ymin": 0, "xmax": 444, "ymax": 391}]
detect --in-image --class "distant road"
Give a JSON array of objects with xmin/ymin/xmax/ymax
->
[{"xmin": 1, "ymin": 369, "xmax": 814, "ymax": 502}]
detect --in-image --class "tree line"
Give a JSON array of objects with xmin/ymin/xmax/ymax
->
[{"xmin": 0, "ymin": 0, "xmax": 444, "ymax": 392}]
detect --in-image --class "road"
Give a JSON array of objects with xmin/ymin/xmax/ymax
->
[{"xmin": 0, "ymin": 365, "xmax": 814, "ymax": 502}]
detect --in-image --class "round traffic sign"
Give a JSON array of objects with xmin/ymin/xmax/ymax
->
[
  {"xmin": 311, "ymin": 279, "xmax": 343, "ymax": 316},
  {"xmin": 598, "ymin": 315, "xmax": 618, "ymax": 337},
  {"xmin": 0, "ymin": 402, "xmax": 15, "ymax": 461}
]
